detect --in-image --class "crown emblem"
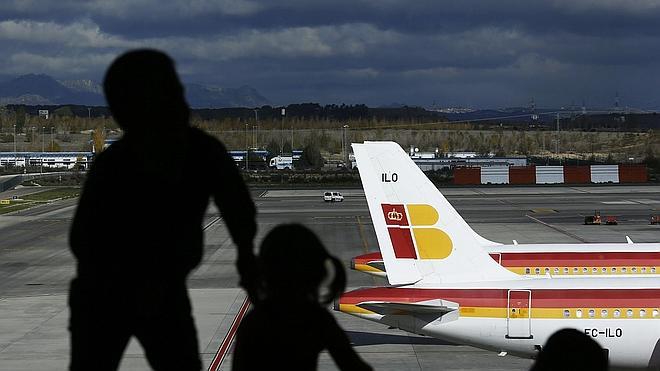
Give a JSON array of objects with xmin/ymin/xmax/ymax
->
[{"xmin": 387, "ymin": 208, "xmax": 403, "ymax": 221}]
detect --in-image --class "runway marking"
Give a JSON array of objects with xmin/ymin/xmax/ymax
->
[
  {"xmin": 203, "ymin": 216, "xmax": 222, "ymax": 230},
  {"xmin": 208, "ymin": 295, "xmax": 251, "ymax": 371},
  {"xmin": 258, "ymin": 190, "xmax": 268, "ymax": 197},
  {"xmin": 356, "ymin": 215, "xmax": 378, "ymax": 285},
  {"xmin": 525, "ymin": 214, "xmax": 588, "ymax": 243},
  {"xmin": 631, "ymin": 199, "xmax": 660, "ymax": 205},
  {"xmin": 356, "ymin": 216, "xmax": 369, "ymax": 254},
  {"xmin": 530, "ymin": 208, "xmax": 557, "ymax": 214}
]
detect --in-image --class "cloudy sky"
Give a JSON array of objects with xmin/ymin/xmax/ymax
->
[{"xmin": 1, "ymin": 0, "xmax": 660, "ymax": 109}]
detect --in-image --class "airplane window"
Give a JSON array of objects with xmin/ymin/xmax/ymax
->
[
  {"xmin": 652, "ymin": 267, "xmax": 656, "ymax": 274},
  {"xmin": 640, "ymin": 309, "xmax": 646, "ymax": 317},
  {"xmin": 535, "ymin": 268, "xmax": 540, "ymax": 274},
  {"xmin": 622, "ymin": 267, "xmax": 627, "ymax": 273},
  {"xmin": 554, "ymin": 268, "xmax": 559, "ymax": 274},
  {"xmin": 592, "ymin": 267, "xmax": 597, "ymax": 273},
  {"xmin": 576, "ymin": 309, "xmax": 583, "ymax": 318},
  {"xmin": 601, "ymin": 309, "xmax": 608, "ymax": 318},
  {"xmin": 601, "ymin": 267, "xmax": 607, "ymax": 273},
  {"xmin": 544, "ymin": 268, "xmax": 550, "ymax": 274},
  {"xmin": 641, "ymin": 267, "xmax": 646, "ymax": 273},
  {"xmin": 588, "ymin": 309, "xmax": 595, "ymax": 318},
  {"xmin": 563, "ymin": 309, "xmax": 570, "ymax": 318},
  {"xmin": 525, "ymin": 268, "xmax": 530, "ymax": 274},
  {"xmin": 573, "ymin": 267, "xmax": 578, "ymax": 273},
  {"xmin": 626, "ymin": 309, "xmax": 633, "ymax": 318},
  {"xmin": 653, "ymin": 309, "xmax": 659, "ymax": 318},
  {"xmin": 612, "ymin": 267, "xmax": 617, "ymax": 273},
  {"xmin": 563, "ymin": 267, "xmax": 569, "ymax": 274},
  {"xmin": 632, "ymin": 267, "xmax": 637, "ymax": 273},
  {"xmin": 614, "ymin": 309, "xmax": 621, "ymax": 318},
  {"xmin": 583, "ymin": 267, "xmax": 588, "ymax": 273}
]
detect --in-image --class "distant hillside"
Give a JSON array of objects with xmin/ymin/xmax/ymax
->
[
  {"xmin": 0, "ymin": 74, "xmax": 104, "ymax": 106},
  {"xmin": 184, "ymin": 84, "xmax": 270, "ymax": 108},
  {"xmin": 0, "ymin": 74, "xmax": 270, "ymax": 108}
]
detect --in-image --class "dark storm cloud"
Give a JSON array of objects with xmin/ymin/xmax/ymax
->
[{"xmin": 1, "ymin": 0, "xmax": 659, "ymax": 108}]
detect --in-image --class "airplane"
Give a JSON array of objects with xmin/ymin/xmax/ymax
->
[
  {"xmin": 349, "ymin": 146, "xmax": 660, "ymax": 279},
  {"xmin": 336, "ymin": 142, "xmax": 660, "ymax": 369}
]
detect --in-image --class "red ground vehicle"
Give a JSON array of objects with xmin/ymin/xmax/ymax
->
[{"xmin": 605, "ymin": 215, "xmax": 618, "ymax": 225}]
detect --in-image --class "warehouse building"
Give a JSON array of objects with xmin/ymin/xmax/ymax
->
[{"xmin": 0, "ymin": 152, "xmax": 93, "ymax": 170}]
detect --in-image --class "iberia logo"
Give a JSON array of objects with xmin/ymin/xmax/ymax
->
[{"xmin": 381, "ymin": 203, "xmax": 453, "ymax": 259}]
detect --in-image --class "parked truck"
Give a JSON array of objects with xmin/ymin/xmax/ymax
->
[{"xmin": 269, "ymin": 155, "xmax": 293, "ymax": 170}]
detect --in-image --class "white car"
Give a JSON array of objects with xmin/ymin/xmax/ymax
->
[{"xmin": 323, "ymin": 191, "xmax": 344, "ymax": 202}]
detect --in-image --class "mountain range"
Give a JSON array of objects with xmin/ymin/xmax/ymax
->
[{"xmin": 0, "ymin": 74, "xmax": 271, "ymax": 108}]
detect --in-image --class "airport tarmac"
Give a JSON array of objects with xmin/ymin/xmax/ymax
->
[{"xmin": 1, "ymin": 184, "xmax": 659, "ymax": 370}]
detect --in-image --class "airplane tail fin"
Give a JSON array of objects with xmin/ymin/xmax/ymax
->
[{"xmin": 353, "ymin": 141, "xmax": 518, "ymax": 285}]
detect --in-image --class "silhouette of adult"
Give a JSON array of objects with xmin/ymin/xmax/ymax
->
[
  {"xmin": 68, "ymin": 49, "xmax": 257, "ymax": 371},
  {"xmin": 232, "ymin": 224, "xmax": 372, "ymax": 371},
  {"xmin": 530, "ymin": 328, "xmax": 608, "ymax": 371}
]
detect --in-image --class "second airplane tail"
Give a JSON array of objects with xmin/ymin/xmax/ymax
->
[{"xmin": 353, "ymin": 141, "xmax": 518, "ymax": 285}]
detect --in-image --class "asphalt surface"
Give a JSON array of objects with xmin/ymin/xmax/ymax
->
[{"xmin": 1, "ymin": 184, "xmax": 659, "ymax": 370}]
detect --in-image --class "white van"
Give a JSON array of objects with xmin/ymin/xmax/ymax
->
[{"xmin": 323, "ymin": 191, "xmax": 344, "ymax": 202}]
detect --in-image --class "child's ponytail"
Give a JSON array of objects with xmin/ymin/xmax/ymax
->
[{"xmin": 320, "ymin": 255, "xmax": 346, "ymax": 305}]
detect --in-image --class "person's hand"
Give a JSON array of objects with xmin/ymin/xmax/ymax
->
[{"xmin": 236, "ymin": 253, "xmax": 257, "ymax": 301}]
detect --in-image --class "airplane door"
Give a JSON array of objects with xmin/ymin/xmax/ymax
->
[{"xmin": 506, "ymin": 290, "xmax": 532, "ymax": 339}]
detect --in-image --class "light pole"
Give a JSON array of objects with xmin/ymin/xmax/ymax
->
[
  {"xmin": 41, "ymin": 126, "xmax": 45, "ymax": 174},
  {"xmin": 13, "ymin": 124, "xmax": 16, "ymax": 168},
  {"xmin": 291, "ymin": 122, "xmax": 294, "ymax": 153},
  {"xmin": 50, "ymin": 127, "xmax": 54, "ymax": 151},
  {"xmin": 342, "ymin": 124, "xmax": 349, "ymax": 167},
  {"xmin": 31, "ymin": 127, "xmax": 36, "ymax": 172},
  {"xmin": 245, "ymin": 123, "xmax": 249, "ymax": 170},
  {"xmin": 555, "ymin": 114, "xmax": 561, "ymax": 164},
  {"xmin": 280, "ymin": 108, "xmax": 285, "ymax": 154},
  {"xmin": 253, "ymin": 109, "xmax": 259, "ymax": 149}
]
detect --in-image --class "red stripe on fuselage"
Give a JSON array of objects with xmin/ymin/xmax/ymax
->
[
  {"xmin": 340, "ymin": 287, "xmax": 660, "ymax": 308},
  {"xmin": 352, "ymin": 252, "xmax": 660, "ymax": 267}
]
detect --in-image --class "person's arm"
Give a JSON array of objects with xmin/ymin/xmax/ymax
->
[
  {"xmin": 208, "ymin": 135, "xmax": 258, "ymax": 298},
  {"xmin": 69, "ymin": 160, "xmax": 101, "ymax": 264},
  {"xmin": 322, "ymin": 309, "xmax": 373, "ymax": 371}
]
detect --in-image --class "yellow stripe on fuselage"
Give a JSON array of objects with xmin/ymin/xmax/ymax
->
[
  {"xmin": 353, "ymin": 264, "xmax": 659, "ymax": 277},
  {"xmin": 507, "ymin": 266, "xmax": 659, "ymax": 276}
]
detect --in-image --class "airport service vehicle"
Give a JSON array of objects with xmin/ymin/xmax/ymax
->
[
  {"xmin": 324, "ymin": 191, "xmax": 343, "ymax": 202},
  {"xmin": 336, "ymin": 142, "xmax": 660, "ymax": 369},
  {"xmin": 323, "ymin": 192, "xmax": 344, "ymax": 202},
  {"xmin": 585, "ymin": 211, "xmax": 602, "ymax": 225},
  {"xmin": 349, "ymin": 142, "xmax": 659, "ymax": 279},
  {"xmin": 269, "ymin": 155, "xmax": 293, "ymax": 170},
  {"xmin": 651, "ymin": 216, "xmax": 660, "ymax": 225}
]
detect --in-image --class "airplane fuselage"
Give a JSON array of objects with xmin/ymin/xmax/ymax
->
[{"xmin": 339, "ymin": 278, "xmax": 660, "ymax": 369}]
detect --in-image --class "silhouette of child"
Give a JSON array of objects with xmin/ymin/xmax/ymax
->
[
  {"xmin": 232, "ymin": 224, "xmax": 372, "ymax": 371},
  {"xmin": 530, "ymin": 328, "xmax": 608, "ymax": 371}
]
